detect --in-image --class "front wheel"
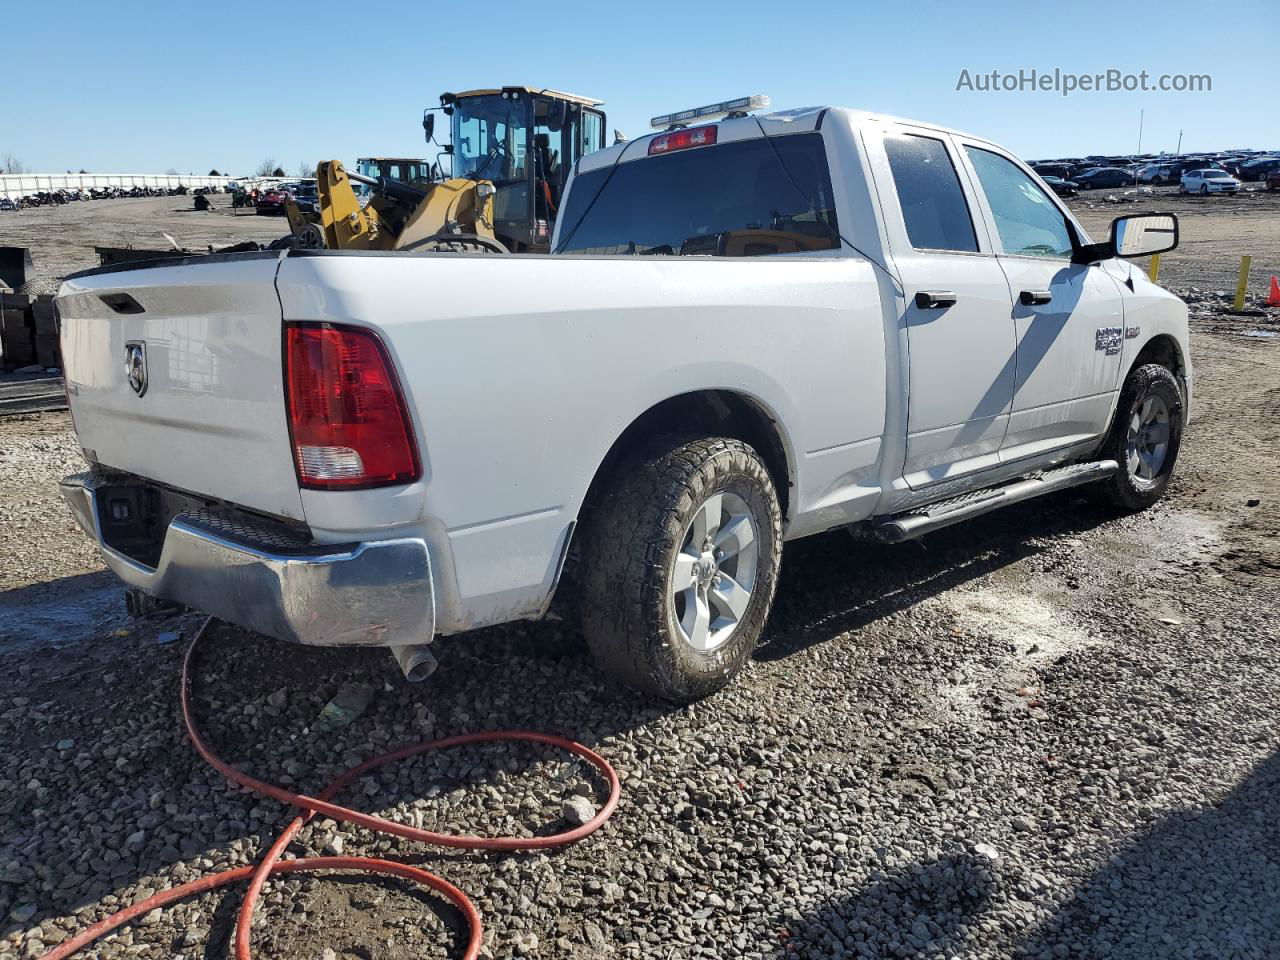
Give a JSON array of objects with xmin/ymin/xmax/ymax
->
[
  {"xmin": 1200, "ymin": 184, "xmax": 1209, "ymax": 195},
  {"xmin": 578, "ymin": 437, "xmax": 783, "ymax": 702},
  {"xmin": 1095, "ymin": 363, "xmax": 1184, "ymax": 511}
]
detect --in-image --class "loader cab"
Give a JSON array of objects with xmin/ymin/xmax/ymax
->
[
  {"xmin": 355, "ymin": 158, "xmax": 433, "ymax": 187},
  {"xmin": 440, "ymin": 86, "xmax": 606, "ymax": 252}
]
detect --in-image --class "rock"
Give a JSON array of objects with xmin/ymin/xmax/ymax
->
[
  {"xmin": 513, "ymin": 931, "xmax": 539, "ymax": 955},
  {"xmin": 324, "ymin": 836, "xmax": 344, "ymax": 856},
  {"xmin": 562, "ymin": 795, "xmax": 597, "ymax": 826},
  {"xmin": 9, "ymin": 902, "xmax": 37, "ymax": 923},
  {"xmin": 973, "ymin": 842, "xmax": 1001, "ymax": 861},
  {"xmin": 55, "ymin": 738, "xmax": 74, "ymax": 750}
]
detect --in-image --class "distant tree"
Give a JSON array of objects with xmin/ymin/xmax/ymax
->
[
  {"xmin": 271, "ymin": 166, "xmax": 286, "ymax": 178},
  {"xmin": 296, "ymin": 161, "xmax": 314, "ymax": 178},
  {"xmin": 165, "ymin": 167, "xmax": 179, "ymax": 175},
  {"xmin": 254, "ymin": 157, "xmax": 278, "ymax": 177},
  {"xmin": 1, "ymin": 154, "xmax": 24, "ymax": 174},
  {"xmin": 78, "ymin": 168, "xmax": 88, "ymax": 174},
  {"xmin": 208, "ymin": 168, "xmax": 221, "ymax": 176}
]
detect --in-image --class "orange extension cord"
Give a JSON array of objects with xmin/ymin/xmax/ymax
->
[{"xmin": 41, "ymin": 617, "xmax": 621, "ymax": 960}]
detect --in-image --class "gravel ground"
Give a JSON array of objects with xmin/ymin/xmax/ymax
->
[{"xmin": 1, "ymin": 198, "xmax": 1278, "ymax": 960}]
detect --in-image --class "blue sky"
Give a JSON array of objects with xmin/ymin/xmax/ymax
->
[{"xmin": 2, "ymin": 0, "xmax": 1271, "ymax": 175}]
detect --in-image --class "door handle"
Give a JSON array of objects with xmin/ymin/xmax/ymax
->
[
  {"xmin": 914, "ymin": 290, "xmax": 957, "ymax": 309},
  {"xmin": 1020, "ymin": 289, "xmax": 1053, "ymax": 306}
]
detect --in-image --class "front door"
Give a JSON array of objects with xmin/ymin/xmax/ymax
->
[
  {"xmin": 957, "ymin": 143, "xmax": 1124, "ymax": 462},
  {"xmin": 874, "ymin": 126, "xmax": 1019, "ymax": 489}
]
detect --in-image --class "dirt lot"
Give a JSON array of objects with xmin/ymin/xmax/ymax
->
[
  {"xmin": 0, "ymin": 195, "xmax": 287, "ymax": 294},
  {"xmin": 0, "ymin": 190, "xmax": 1278, "ymax": 960}
]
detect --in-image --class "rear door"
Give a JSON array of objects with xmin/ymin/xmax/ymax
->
[
  {"xmin": 870, "ymin": 124, "xmax": 1018, "ymax": 489},
  {"xmin": 955, "ymin": 141, "xmax": 1125, "ymax": 462},
  {"xmin": 57, "ymin": 254, "xmax": 305, "ymax": 520}
]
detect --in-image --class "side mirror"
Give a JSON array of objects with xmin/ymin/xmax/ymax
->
[
  {"xmin": 422, "ymin": 112, "xmax": 436, "ymax": 142},
  {"xmin": 1110, "ymin": 212, "xmax": 1179, "ymax": 258},
  {"xmin": 1075, "ymin": 212, "xmax": 1179, "ymax": 263}
]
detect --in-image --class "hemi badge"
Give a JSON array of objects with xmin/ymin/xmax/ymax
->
[{"xmin": 1125, "ymin": 325, "xmax": 1141, "ymax": 339}]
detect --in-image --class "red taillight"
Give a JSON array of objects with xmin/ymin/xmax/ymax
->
[
  {"xmin": 648, "ymin": 125, "xmax": 718, "ymax": 156},
  {"xmin": 285, "ymin": 323, "xmax": 421, "ymax": 490}
]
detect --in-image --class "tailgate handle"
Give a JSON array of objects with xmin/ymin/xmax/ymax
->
[{"xmin": 100, "ymin": 292, "xmax": 145, "ymax": 315}]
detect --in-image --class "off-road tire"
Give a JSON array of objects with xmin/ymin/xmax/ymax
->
[
  {"xmin": 578, "ymin": 437, "xmax": 783, "ymax": 702},
  {"xmin": 1095, "ymin": 363, "xmax": 1184, "ymax": 511}
]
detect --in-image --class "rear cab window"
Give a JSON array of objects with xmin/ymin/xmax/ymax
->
[
  {"xmin": 555, "ymin": 132, "xmax": 840, "ymax": 257},
  {"xmin": 882, "ymin": 134, "xmax": 979, "ymax": 253}
]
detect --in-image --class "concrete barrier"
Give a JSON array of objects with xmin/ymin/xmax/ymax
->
[{"xmin": 0, "ymin": 173, "xmax": 239, "ymax": 200}]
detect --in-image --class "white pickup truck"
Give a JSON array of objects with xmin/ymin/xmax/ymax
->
[{"xmin": 57, "ymin": 105, "xmax": 1188, "ymax": 702}]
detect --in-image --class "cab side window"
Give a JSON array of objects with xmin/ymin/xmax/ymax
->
[
  {"xmin": 884, "ymin": 134, "xmax": 978, "ymax": 253},
  {"xmin": 964, "ymin": 147, "xmax": 1074, "ymax": 259}
]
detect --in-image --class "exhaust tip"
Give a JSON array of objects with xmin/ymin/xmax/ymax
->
[{"xmin": 390, "ymin": 643, "xmax": 438, "ymax": 683}]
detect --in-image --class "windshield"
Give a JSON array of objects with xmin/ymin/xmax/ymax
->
[
  {"xmin": 556, "ymin": 133, "xmax": 841, "ymax": 257},
  {"xmin": 357, "ymin": 160, "xmax": 429, "ymax": 184},
  {"xmin": 451, "ymin": 94, "xmax": 530, "ymax": 183}
]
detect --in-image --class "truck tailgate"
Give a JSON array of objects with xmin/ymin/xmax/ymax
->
[{"xmin": 57, "ymin": 254, "xmax": 305, "ymax": 521}]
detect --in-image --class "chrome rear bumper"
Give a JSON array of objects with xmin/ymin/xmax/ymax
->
[{"xmin": 60, "ymin": 473, "xmax": 435, "ymax": 647}]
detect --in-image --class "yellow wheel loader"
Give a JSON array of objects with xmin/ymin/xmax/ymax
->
[
  {"xmin": 286, "ymin": 160, "xmax": 504, "ymax": 253},
  {"xmin": 286, "ymin": 85, "xmax": 607, "ymax": 255}
]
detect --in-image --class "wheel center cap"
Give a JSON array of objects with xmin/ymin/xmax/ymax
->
[{"xmin": 695, "ymin": 553, "xmax": 718, "ymax": 586}]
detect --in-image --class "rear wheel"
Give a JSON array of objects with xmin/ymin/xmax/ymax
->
[
  {"xmin": 578, "ymin": 437, "xmax": 782, "ymax": 702},
  {"xmin": 1095, "ymin": 363, "xmax": 1184, "ymax": 511}
]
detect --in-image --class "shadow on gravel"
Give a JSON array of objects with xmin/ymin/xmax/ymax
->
[
  {"xmin": 0, "ymin": 570, "xmax": 120, "ymax": 651},
  {"xmin": 776, "ymin": 852, "xmax": 999, "ymax": 958},
  {"xmin": 1015, "ymin": 747, "xmax": 1280, "ymax": 959},
  {"xmin": 758, "ymin": 492, "xmax": 1119, "ymax": 662}
]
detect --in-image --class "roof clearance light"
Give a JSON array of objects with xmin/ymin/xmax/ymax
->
[
  {"xmin": 650, "ymin": 95, "xmax": 770, "ymax": 129},
  {"xmin": 648, "ymin": 125, "xmax": 719, "ymax": 156}
]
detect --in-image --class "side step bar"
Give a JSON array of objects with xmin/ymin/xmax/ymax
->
[{"xmin": 874, "ymin": 460, "xmax": 1120, "ymax": 543}]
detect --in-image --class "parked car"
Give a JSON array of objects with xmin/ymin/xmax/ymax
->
[
  {"xmin": 1237, "ymin": 156, "xmax": 1280, "ymax": 182},
  {"xmin": 1040, "ymin": 175, "xmax": 1078, "ymax": 197},
  {"xmin": 55, "ymin": 105, "xmax": 1187, "ymax": 702},
  {"xmin": 1072, "ymin": 167, "xmax": 1137, "ymax": 190},
  {"xmin": 1031, "ymin": 164, "xmax": 1073, "ymax": 181},
  {"xmin": 254, "ymin": 187, "xmax": 291, "ymax": 215},
  {"xmin": 1180, "ymin": 169, "xmax": 1241, "ymax": 194},
  {"xmin": 1266, "ymin": 169, "xmax": 1280, "ymax": 192},
  {"xmin": 1137, "ymin": 164, "xmax": 1179, "ymax": 185},
  {"xmin": 291, "ymin": 182, "xmax": 320, "ymax": 214}
]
